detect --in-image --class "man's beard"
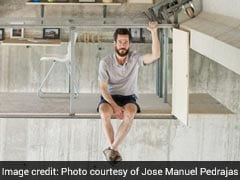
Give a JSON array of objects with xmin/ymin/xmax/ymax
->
[{"xmin": 115, "ymin": 47, "xmax": 129, "ymax": 57}]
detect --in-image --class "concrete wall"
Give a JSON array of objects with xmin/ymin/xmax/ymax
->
[
  {"xmin": 1, "ymin": 114, "xmax": 239, "ymax": 161},
  {"xmin": 189, "ymin": 50, "xmax": 240, "ymax": 113},
  {"xmin": 0, "ymin": 43, "xmax": 156, "ymax": 93},
  {"xmin": 191, "ymin": 0, "xmax": 240, "ymax": 113}
]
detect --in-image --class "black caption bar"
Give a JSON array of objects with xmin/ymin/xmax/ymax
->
[{"xmin": 0, "ymin": 161, "xmax": 239, "ymax": 180}]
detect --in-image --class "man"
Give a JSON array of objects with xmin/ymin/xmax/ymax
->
[{"xmin": 97, "ymin": 21, "xmax": 160, "ymax": 162}]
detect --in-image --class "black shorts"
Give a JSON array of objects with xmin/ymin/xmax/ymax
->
[{"xmin": 97, "ymin": 95, "xmax": 141, "ymax": 113}]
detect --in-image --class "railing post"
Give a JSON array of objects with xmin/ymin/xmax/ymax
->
[
  {"xmin": 69, "ymin": 27, "xmax": 76, "ymax": 116},
  {"xmin": 162, "ymin": 28, "xmax": 169, "ymax": 103}
]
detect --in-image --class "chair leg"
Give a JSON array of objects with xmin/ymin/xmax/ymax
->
[
  {"xmin": 38, "ymin": 61, "xmax": 56, "ymax": 97},
  {"xmin": 73, "ymin": 82, "xmax": 80, "ymax": 97},
  {"xmin": 65, "ymin": 62, "xmax": 80, "ymax": 97},
  {"xmin": 64, "ymin": 62, "xmax": 70, "ymax": 93}
]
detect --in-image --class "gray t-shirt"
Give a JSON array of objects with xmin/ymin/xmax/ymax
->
[{"xmin": 98, "ymin": 51, "xmax": 144, "ymax": 98}]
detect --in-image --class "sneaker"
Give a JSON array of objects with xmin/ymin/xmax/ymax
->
[
  {"xmin": 114, "ymin": 150, "xmax": 122, "ymax": 162},
  {"xmin": 103, "ymin": 147, "xmax": 115, "ymax": 161},
  {"xmin": 103, "ymin": 147, "xmax": 122, "ymax": 162}
]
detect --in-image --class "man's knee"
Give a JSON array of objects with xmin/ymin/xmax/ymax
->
[
  {"xmin": 123, "ymin": 103, "xmax": 137, "ymax": 123},
  {"xmin": 99, "ymin": 103, "xmax": 113, "ymax": 121}
]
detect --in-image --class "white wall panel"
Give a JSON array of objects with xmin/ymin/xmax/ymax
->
[{"xmin": 172, "ymin": 28, "xmax": 190, "ymax": 125}]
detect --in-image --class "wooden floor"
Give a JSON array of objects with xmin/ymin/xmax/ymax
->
[{"xmin": 0, "ymin": 93, "xmax": 232, "ymax": 119}]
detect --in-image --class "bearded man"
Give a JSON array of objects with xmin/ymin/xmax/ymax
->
[{"xmin": 97, "ymin": 21, "xmax": 160, "ymax": 162}]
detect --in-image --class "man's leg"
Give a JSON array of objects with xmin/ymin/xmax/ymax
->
[
  {"xmin": 99, "ymin": 103, "xmax": 114, "ymax": 147},
  {"xmin": 111, "ymin": 103, "xmax": 137, "ymax": 151},
  {"xmin": 100, "ymin": 103, "xmax": 121, "ymax": 162}
]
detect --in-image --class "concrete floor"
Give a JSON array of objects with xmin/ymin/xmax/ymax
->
[{"xmin": 0, "ymin": 93, "xmax": 232, "ymax": 119}]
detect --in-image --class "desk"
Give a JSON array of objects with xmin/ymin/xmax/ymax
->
[
  {"xmin": 2, "ymin": 38, "xmax": 61, "ymax": 46},
  {"xmin": 26, "ymin": 0, "xmax": 122, "ymax": 19}
]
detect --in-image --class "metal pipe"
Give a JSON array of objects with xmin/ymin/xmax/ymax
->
[
  {"xmin": 0, "ymin": 17, "xmax": 173, "ymax": 23},
  {"xmin": 69, "ymin": 28, "xmax": 76, "ymax": 116},
  {"xmin": 0, "ymin": 23, "xmax": 174, "ymax": 29},
  {"xmin": 159, "ymin": 29, "xmax": 164, "ymax": 98},
  {"xmin": 163, "ymin": 28, "xmax": 169, "ymax": 103},
  {"xmin": 156, "ymin": 57, "xmax": 160, "ymax": 97},
  {"xmin": 156, "ymin": 29, "xmax": 163, "ymax": 98}
]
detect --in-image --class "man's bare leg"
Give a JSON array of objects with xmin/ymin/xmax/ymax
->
[
  {"xmin": 111, "ymin": 103, "xmax": 137, "ymax": 151},
  {"xmin": 99, "ymin": 103, "xmax": 114, "ymax": 146}
]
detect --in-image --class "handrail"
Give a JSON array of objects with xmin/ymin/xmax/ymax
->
[
  {"xmin": 0, "ymin": 17, "xmax": 148, "ymax": 22},
  {"xmin": 0, "ymin": 24, "xmax": 174, "ymax": 29}
]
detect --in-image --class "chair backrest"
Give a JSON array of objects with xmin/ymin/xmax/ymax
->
[
  {"xmin": 66, "ymin": 41, "xmax": 71, "ymax": 59},
  {"xmin": 66, "ymin": 32, "xmax": 78, "ymax": 59}
]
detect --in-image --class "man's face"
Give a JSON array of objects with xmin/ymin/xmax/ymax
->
[{"xmin": 114, "ymin": 34, "xmax": 130, "ymax": 57}]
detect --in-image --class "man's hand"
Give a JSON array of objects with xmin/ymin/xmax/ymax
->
[
  {"xmin": 112, "ymin": 105, "xmax": 124, "ymax": 120},
  {"xmin": 147, "ymin": 21, "xmax": 158, "ymax": 33}
]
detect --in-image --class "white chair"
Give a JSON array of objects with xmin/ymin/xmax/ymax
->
[{"xmin": 38, "ymin": 42, "xmax": 79, "ymax": 97}]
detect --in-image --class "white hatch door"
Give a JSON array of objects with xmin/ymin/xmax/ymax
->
[{"xmin": 172, "ymin": 28, "xmax": 190, "ymax": 125}]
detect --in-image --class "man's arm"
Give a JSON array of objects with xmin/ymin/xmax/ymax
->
[
  {"xmin": 99, "ymin": 80, "xmax": 124, "ymax": 119},
  {"xmin": 142, "ymin": 21, "xmax": 161, "ymax": 65}
]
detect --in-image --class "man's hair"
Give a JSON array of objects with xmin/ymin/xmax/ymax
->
[{"xmin": 113, "ymin": 28, "xmax": 132, "ymax": 42}]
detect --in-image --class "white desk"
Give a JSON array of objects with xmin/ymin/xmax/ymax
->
[{"xmin": 2, "ymin": 38, "xmax": 61, "ymax": 46}]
